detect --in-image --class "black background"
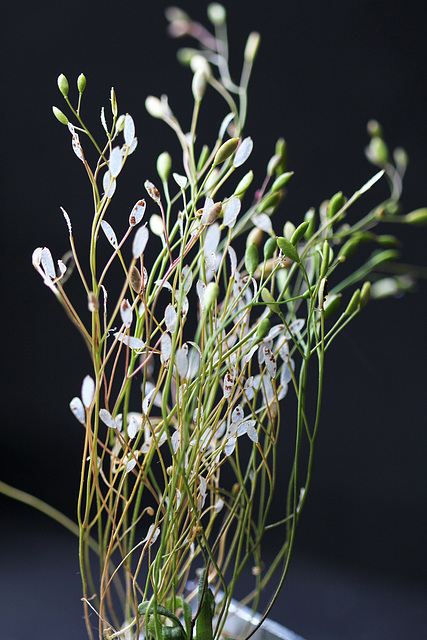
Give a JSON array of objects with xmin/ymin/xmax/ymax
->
[{"xmin": 1, "ymin": 1, "xmax": 426, "ymax": 638}]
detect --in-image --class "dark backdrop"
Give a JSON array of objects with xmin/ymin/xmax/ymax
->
[{"xmin": 1, "ymin": 0, "xmax": 426, "ymax": 637}]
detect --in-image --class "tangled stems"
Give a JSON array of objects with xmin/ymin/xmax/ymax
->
[{"xmin": 9, "ymin": 5, "xmax": 423, "ymax": 640}]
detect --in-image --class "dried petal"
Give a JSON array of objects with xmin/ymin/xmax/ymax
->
[
  {"xmin": 123, "ymin": 114, "xmax": 135, "ymax": 147},
  {"xmin": 161, "ymin": 332, "xmax": 172, "ymax": 363},
  {"xmin": 101, "ymin": 220, "xmax": 118, "ymax": 248},
  {"xmin": 81, "ymin": 375, "xmax": 95, "ymax": 408},
  {"xmin": 165, "ymin": 304, "xmax": 177, "ymax": 332},
  {"xmin": 263, "ymin": 346, "xmax": 277, "ymax": 378},
  {"xmin": 114, "ymin": 332, "xmax": 145, "ymax": 350},
  {"xmin": 120, "ymin": 299, "xmax": 133, "ymax": 329},
  {"xmin": 129, "ymin": 199, "xmax": 146, "ymax": 227},
  {"xmin": 223, "ymin": 372, "xmax": 234, "ymax": 398},
  {"xmin": 103, "ymin": 171, "xmax": 116, "ymax": 199},
  {"xmin": 109, "ymin": 146, "xmax": 123, "ymax": 178},
  {"xmin": 173, "ymin": 173, "xmax": 187, "ymax": 189},
  {"xmin": 132, "ymin": 225, "xmax": 149, "ymax": 258},
  {"xmin": 70, "ymin": 397, "xmax": 85, "ymax": 424},
  {"xmin": 223, "ymin": 197, "xmax": 241, "ymax": 228},
  {"xmin": 233, "ymin": 137, "xmax": 253, "ymax": 167},
  {"xmin": 145, "ymin": 179, "xmax": 161, "ymax": 203},
  {"xmin": 99, "ymin": 408, "xmax": 117, "ymax": 429},
  {"xmin": 204, "ymin": 223, "xmax": 220, "ymax": 257}
]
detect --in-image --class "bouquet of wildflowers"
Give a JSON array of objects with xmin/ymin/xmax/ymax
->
[{"xmin": 2, "ymin": 4, "xmax": 425, "ymax": 640}]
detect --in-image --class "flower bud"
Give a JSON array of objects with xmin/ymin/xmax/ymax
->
[
  {"xmin": 213, "ymin": 137, "xmax": 239, "ymax": 166},
  {"xmin": 197, "ymin": 144, "xmax": 210, "ymax": 172},
  {"xmin": 366, "ymin": 136, "xmax": 389, "ymax": 166},
  {"xmin": 57, "ymin": 73, "xmax": 69, "ymax": 97},
  {"xmin": 320, "ymin": 240, "xmax": 330, "ymax": 278},
  {"xmin": 404, "ymin": 208, "xmax": 427, "ymax": 226},
  {"xmin": 157, "ymin": 151, "xmax": 172, "ymax": 183},
  {"xmin": 263, "ymin": 236, "xmax": 277, "ymax": 260},
  {"xmin": 261, "ymin": 288, "xmax": 281, "ymax": 317},
  {"xmin": 324, "ymin": 293, "xmax": 341, "ymax": 318},
  {"xmin": 258, "ymin": 191, "xmax": 282, "ymax": 213},
  {"xmin": 304, "ymin": 207, "xmax": 316, "ymax": 240},
  {"xmin": 247, "ymin": 227, "xmax": 263, "ymax": 247},
  {"xmin": 360, "ymin": 281, "xmax": 371, "ymax": 308},
  {"xmin": 338, "ymin": 237, "xmax": 360, "ymax": 261},
  {"xmin": 256, "ymin": 317, "xmax": 271, "ymax": 341},
  {"xmin": 367, "ymin": 119, "xmax": 383, "ymax": 137},
  {"xmin": 77, "ymin": 73, "xmax": 86, "ymax": 93},
  {"xmin": 203, "ymin": 282, "xmax": 220, "ymax": 311},
  {"xmin": 271, "ymin": 171, "xmax": 294, "ymax": 192},
  {"xmin": 207, "ymin": 3, "xmax": 226, "ymax": 26},
  {"xmin": 145, "ymin": 96, "xmax": 166, "ymax": 119},
  {"xmin": 110, "ymin": 87, "xmax": 118, "ymax": 117},
  {"xmin": 344, "ymin": 289, "xmax": 361, "ymax": 316},
  {"xmin": 115, "ymin": 114, "xmax": 126, "ymax": 133},
  {"xmin": 192, "ymin": 68, "xmax": 207, "ymax": 102},
  {"xmin": 244, "ymin": 32, "xmax": 261, "ymax": 63},
  {"xmin": 283, "ymin": 221, "xmax": 295, "ymax": 241},
  {"xmin": 52, "ymin": 106, "xmax": 69, "ymax": 125},
  {"xmin": 245, "ymin": 243, "xmax": 259, "ymax": 276},
  {"xmin": 291, "ymin": 221, "xmax": 310, "ymax": 246},
  {"xmin": 233, "ymin": 170, "xmax": 253, "ymax": 197},
  {"xmin": 328, "ymin": 191, "xmax": 346, "ymax": 219}
]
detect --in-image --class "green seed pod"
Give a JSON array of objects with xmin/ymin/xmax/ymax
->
[
  {"xmin": 157, "ymin": 151, "xmax": 172, "ymax": 183},
  {"xmin": 245, "ymin": 243, "xmax": 259, "ymax": 276},
  {"xmin": 324, "ymin": 293, "xmax": 342, "ymax": 318},
  {"xmin": 207, "ymin": 3, "xmax": 226, "ymax": 26},
  {"xmin": 328, "ymin": 191, "xmax": 347, "ymax": 219},
  {"xmin": 404, "ymin": 208, "xmax": 427, "ymax": 226},
  {"xmin": 263, "ymin": 236, "xmax": 277, "ymax": 260},
  {"xmin": 267, "ymin": 153, "xmax": 282, "ymax": 176},
  {"xmin": 233, "ymin": 170, "xmax": 253, "ymax": 197},
  {"xmin": 203, "ymin": 282, "xmax": 220, "ymax": 311},
  {"xmin": 360, "ymin": 281, "xmax": 371, "ymax": 308},
  {"xmin": 283, "ymin": 221, "xmax": 295, "ymax": 241},
  {"xmin": 256, "ymin": 317, "xmax": 271, "ymax": 341},
  {"xmin": 320, "ymin": 240, "xmax": 330, "ymax": 278},
  {"xmin": 274, "ymin": 137, "xmax": 287, "ymax": 174},
  {"xmin": 247, "ymin": 227, "xmax": 263, "ymax": 247},
  {"xmin": 376, "ymin": 234, "xmax": 400, "ymax": 248},
  {"xmin": 291, "ymin": 221, "xmax": 310, "ymax": 246},
  {"xmin": 244, "ymin": 31, "xmax": 261, "ymax": 63},
  {"xmin": 258, "ymin": 191, "xmax": 282, "ymax": 213},
  {"xmin": 304, "ymin": 208, "xmax": 316, "ymax": 240},
  {"xmin": 77, "ymin": 73, "xmax": 86, "ymax": 93},
  {"xmin": 52, "ymin": 106, "xmax": 69, "ymax": 125},
  {"xmin": 197, "ymin": 144, "xmax": 210, "ymax": 172},
  {"xmin": 338, "ymin": 237, "xmax": 360, "ymax": 260},
  {"xmin": 213, "ymin": 137, "xmax": 239, "ymax": 166},
  {"xmin": 276, "ymin": 236, "xmax": 300, "ymax": 263},
  {"xmin": 261, "ymin": 288, "xmax": 281, "ymax": 316},
  {"xmin": 344, "ymin": 289, "xmax": 361, "ymax": 316},
  {"xmin": 57, "ymin": 73, "xmax": 69, "ymax": 97},
  {"xmin": 271, "ymin": 171, "xmax": 294, "ymax": 192}
]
